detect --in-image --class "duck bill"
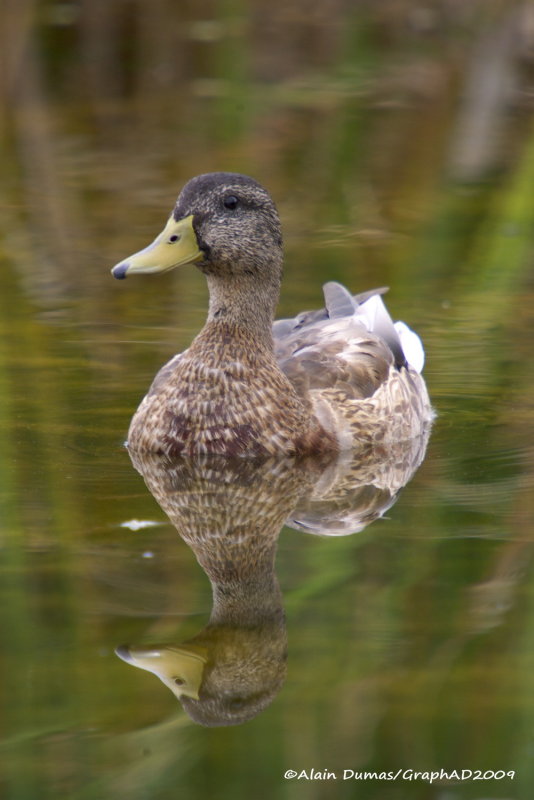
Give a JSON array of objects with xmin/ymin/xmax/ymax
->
[
  {"xmin": 111, "ymin": 214, "xmax": 203, "ymax": 279},
  {"xmin": 115, "ymin": 643, "xmax": 208, "ymax": 700}
]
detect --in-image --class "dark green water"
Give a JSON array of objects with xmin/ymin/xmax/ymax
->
[{"xmin": 1, "ymin": 3, "xmax": 534, "ymax": 799}]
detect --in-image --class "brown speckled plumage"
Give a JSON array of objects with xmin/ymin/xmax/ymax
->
[
  {"xmin": 128, "ymin": 320, "xmax": 331, "ymax": 456},
  {"xmin": 112, "ymin": 173, "xmax": 433, "ymax": 456}
]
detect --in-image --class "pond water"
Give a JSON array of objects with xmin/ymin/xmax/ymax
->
[{"xmin": 1, "ymin": 3, "xmax": 534, "ymax": 800}]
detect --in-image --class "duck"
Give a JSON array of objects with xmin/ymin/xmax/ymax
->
[{"xmin": 112, "ymin": 172, "xmax": 432, "ymax": 457}]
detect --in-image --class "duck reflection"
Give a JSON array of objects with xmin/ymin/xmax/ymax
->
[{"xmin": 116, "ymin": 433, "xmax": 429, "ymax": 726}]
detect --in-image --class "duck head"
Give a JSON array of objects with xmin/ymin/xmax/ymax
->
[{"xmin": 111, "ymin": 172, "xmax": 283, "ymax": 283}]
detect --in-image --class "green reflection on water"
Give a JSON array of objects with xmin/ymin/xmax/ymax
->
[{"xmin": 2, "ymin": 1, "xmax": 534, "ymax": 798}]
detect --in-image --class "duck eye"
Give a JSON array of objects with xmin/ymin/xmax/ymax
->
[{"xmin": 223, "ymin": 195, "xmax": 239, "ymax": 210}]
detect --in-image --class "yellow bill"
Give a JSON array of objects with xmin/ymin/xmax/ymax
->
[
  {"xmin": 115, "ymin": 643, "xmax": 208, "ymax": 700},
  {"xmin": 112, "ymin": 214, "xmax": 203, "ymax": 279}
]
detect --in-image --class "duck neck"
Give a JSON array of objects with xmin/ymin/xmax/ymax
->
[
  {"xmin": 200, "ymin": 542, "xmax": 283, "ymax": 628},
  {"xmin": 204, "ymin": 271, "xmax": 281, "ymax": 348}
]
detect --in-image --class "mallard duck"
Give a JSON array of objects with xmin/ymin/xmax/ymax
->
[{"xmin": 112, "ymin": 172, "xmax": 432, "ymax": 457}]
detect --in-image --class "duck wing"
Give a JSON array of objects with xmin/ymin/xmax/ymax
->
[{"xmin": 274, "ymin": 282, "xmax": 424, "ymax": 402}]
